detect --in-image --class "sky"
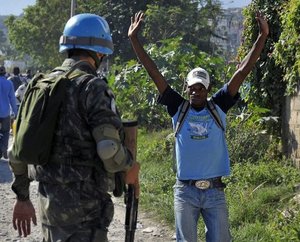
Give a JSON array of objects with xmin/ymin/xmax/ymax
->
[
  {"xmin": 0, "ymin": 0, "xmax": 36, "ymax": 15},
  {"xmin": 1, "ymin": 0, "xmax": 252, "ymax": 16}
]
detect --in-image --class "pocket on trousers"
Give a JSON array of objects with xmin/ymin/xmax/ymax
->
[
  {"xmin": 39, "ymin": 182, "xmax": 85, "ymax": 226},
  {"xmin": 206, "ymin": 188, "xmax": 227, "ymax": 205}
]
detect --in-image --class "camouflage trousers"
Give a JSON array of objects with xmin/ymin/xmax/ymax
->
[
  {"xmin": 41, "ymin": 223, "xmax": 109, "ymax": 242},
  {"xmin": 38, "ymin": 179, "xmax": 114, "ymax": 242}
]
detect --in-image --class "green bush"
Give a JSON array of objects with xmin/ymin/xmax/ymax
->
[{"xmin": 137, "ymin": 128, "xmax": 175, "ymax": 225}]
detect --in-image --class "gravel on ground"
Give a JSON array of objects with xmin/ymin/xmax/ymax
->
[{"xmin": 0, "ymin": 136, "xmax": 175, "ymax": 242}]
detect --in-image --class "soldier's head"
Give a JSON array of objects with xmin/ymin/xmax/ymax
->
[
  {"xmin": 59, "ymin": 13, "xmax": 114, "ymax": 69},
  {"xmin": 0, "ymin": 66, "xmax": 6, "ymax": 76}
]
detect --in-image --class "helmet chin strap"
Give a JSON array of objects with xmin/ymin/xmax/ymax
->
[{"xmin": 87, "ymin": 50, "xmax": 102, "ymax": 69}]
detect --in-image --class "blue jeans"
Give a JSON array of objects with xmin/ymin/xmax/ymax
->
[
  {"xmin": 0, "ymin": 116, "xmax": 10, "ymax": 155},
  {"xmin": 174, "ymin": 180, "xmax": 231, "ymax": 242}
]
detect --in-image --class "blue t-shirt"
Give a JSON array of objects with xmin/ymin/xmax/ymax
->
[
  {"xmin": 158, "ymin": 84, "xmax": 239, "ymax": 180},
  {"xmin": 0, "ymin": 76, "xmax": 17, "ymax": 118}
]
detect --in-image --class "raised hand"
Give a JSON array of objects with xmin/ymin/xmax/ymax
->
[
  {"xmin": 255, "ymin": 11, "xmax": 269, "ymax": 37},
  {"xmin": 128, "ymin": 11, "xmax": 145, "ymax": 39}
]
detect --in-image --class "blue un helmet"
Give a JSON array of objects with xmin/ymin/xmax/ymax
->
[{"xmin": 59, "ymin": 13, "xmax": 114, "ymax": 55}]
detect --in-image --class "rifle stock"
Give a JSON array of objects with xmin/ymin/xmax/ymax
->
[{"xmin": 125, "ymin": 184, "xmax": 138, "ymax": 242}]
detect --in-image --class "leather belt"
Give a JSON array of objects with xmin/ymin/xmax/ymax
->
[{"xmin": 179, "ymin": 177, "xmax": 225, "ymax": 190}]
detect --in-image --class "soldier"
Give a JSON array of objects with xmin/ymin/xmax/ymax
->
[{"xmin": 9, "ymin": 13, "xmax": 140, "ymax": 242}]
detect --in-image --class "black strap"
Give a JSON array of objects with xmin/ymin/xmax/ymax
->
[
  {"xmin": 174, "ymin": 98, "xmax": 224, "ymax": 137},
  {"xmin": 206, "ymin": 99, "xmax": 224, "ymax": 131},
  {"xmin": 59, "ymin": 35, "xmax": 114, "ymax": 51},
  {"xmin": 174, "ymin": 100, "xmax": 190, "ymax": 137}
]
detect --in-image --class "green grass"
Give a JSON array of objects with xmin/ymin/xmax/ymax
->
[{"xmin": 136, "ymin": 128, "xmax": 300, "ymax": 241}]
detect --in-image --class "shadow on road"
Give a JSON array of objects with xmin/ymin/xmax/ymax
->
[{"xmin": 0, "ymin": 159, "xmax": 13, "ymax": 183}]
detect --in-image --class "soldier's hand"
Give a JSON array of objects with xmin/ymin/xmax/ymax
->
[
  {"xmin": 13, "ymin": 200, "xmax": 37, "ymax": 237},
  {"xmin": 125, "ymin": 161, "xmax": 140, "ymax": 198}
]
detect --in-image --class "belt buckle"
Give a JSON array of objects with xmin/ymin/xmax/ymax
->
[{"xmin": 195, "ymin": 180, "xmax": 210, "ymax": 189}]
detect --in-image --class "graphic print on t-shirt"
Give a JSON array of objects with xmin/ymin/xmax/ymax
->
[{"xmin": 187, "ymin": 111, "xmax": 213, "ymax": 140}]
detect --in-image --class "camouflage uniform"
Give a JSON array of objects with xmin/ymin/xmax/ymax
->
[{"xmin": 11, "ymin": 58, "xmax": 133, "ymax": 242}]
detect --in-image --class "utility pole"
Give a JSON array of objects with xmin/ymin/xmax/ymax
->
[{"xmin": 70, "ymin": 0, "xmax": 77, "ymax": 17}]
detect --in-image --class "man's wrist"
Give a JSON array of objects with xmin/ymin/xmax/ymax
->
[{"xmin": 11, "ymin": 174, "xmax": 31, "ymax": 202}]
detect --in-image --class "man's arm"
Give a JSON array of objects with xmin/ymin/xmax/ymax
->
[
  {"xmin": 227, "ymin": 11, "xmax": 269, "ymax": 97},
  {"xmin": 8, "ymin": 159, "xmax": 37, "ymax": 237},
  {"xmin": 128, "ymin": 11, "xmax": 168, "ymax": 95}
]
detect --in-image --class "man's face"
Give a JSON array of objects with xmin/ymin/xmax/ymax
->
[{"xmin": 187, "ymin": 83, "xmax": 208, "ymax": 108}]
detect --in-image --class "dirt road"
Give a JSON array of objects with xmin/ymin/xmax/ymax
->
[{"xmin": 0, "ymin": 154, "xmax": 175, "ymax": 242}]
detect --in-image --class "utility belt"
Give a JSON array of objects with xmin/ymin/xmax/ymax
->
[{"xmin": 178, "ymin": 177, "xmax": 226, "ymax": 190}]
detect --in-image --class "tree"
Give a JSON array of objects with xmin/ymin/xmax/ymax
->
[
  {"xmin": 5, "ymin": 0, "xmax": 222, "ymax": 69},
  {"xmin": 273, "ymin": 0, "xmax": 300, "ymax": 95},
  {"xmin": 87, "ymin": 0, "xmax": 148, "ymax": 61},
  {"xmin": 237, "ymin": 0, "xmax": 288, "ymax": 135},
  {"xmin": 0, "ymin": 18, "xmax": 19, "ymax": 61},
  {"xmin": 143, "ymin": 0, "xmax": 222, "ymax": 54},
  {"xmin": 5, "ymin": 0, "xmax": 148, "ymax": 68},
  {"xmin": 5, "ymin": 0, "xmax": 70, "ymax": 70}
]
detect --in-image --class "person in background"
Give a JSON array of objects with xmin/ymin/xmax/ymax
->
[
  {"xmin": 0, "ymin": 65, "xmax": 17, "ymax": 159},
  {"xmin": 128, "ymin": 10, "xmax": 269, "ymax": 242},
  {"xmin": 15, "ymin": 78, "xmax": 29, "ymax": 111},
  {"xmin": 9, "ymin": 13, "xmax": 140, "ymax": 242},
  {"xmin": 25, "ymin": 69, "xmax": 32, "ymax": 80},
  {"xmin": 8, "ymin": 66, "xmax": 23, "ymax": 91}
]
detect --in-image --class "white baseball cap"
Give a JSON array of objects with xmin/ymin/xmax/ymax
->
[{"xmin": 186, "ymin": 67, "xmax": 210, "ymax": 89}]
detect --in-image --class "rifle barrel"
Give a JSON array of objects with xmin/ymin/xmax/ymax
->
[{"xmin": 125, "ymin": 184, "xmax": 138, "ymax": 242}]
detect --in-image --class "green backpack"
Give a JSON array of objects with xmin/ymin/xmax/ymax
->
[{"xmin": 12, "ymin": 61, "xmax": 86, "ymax": 165}]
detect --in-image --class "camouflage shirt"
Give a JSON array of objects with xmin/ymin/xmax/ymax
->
[{"xmin": 11, "ymin": 58, "xmax": 132, "ymax": 202}]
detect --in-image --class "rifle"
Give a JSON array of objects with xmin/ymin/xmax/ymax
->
[
  {"xmin": 124, "ymin": 184, "xmax": 139, "ymax": 242},
  {"xmin": 113, "ymin": 174, "xmax": 139, "ymax": 242},
  {"xmin": 122, "ymin": 120, "xmax": 139, "ymax": 242}
]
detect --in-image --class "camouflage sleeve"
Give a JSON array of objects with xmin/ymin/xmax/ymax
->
[
  {"xmin": 8, "ymin": 149, "xmax": 31, "ymax": 201},
  {"xmin": 11, "ymin": 174, "xmax": 31, "ymax": 201},
  {"xmin": 82, "ymin": 77, "xmax": 133, "ymax": 172},
  {"xmin": 83, "ymin": 77, "xmax": 123, "ymax": 131}
]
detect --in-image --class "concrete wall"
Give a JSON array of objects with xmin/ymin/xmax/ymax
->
[{"xmin": 282, "ymin": 87, "xmax": 300, "ymax": 168}]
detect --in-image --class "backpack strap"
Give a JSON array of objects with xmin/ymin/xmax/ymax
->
[
  {"xmin": 206, "ymin": 99, "xmax": 224, "ymax": 131},
  {"xmin": 65, "ymin": 60, "xmax": 92, "ymax": 78},
  {"xmin": 174, "ymin": 100, "xmax": 190, "ymax": 137},
  {"xmin": 52, "ymin": 60, "xmax": 92, "ymax": 79}
]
